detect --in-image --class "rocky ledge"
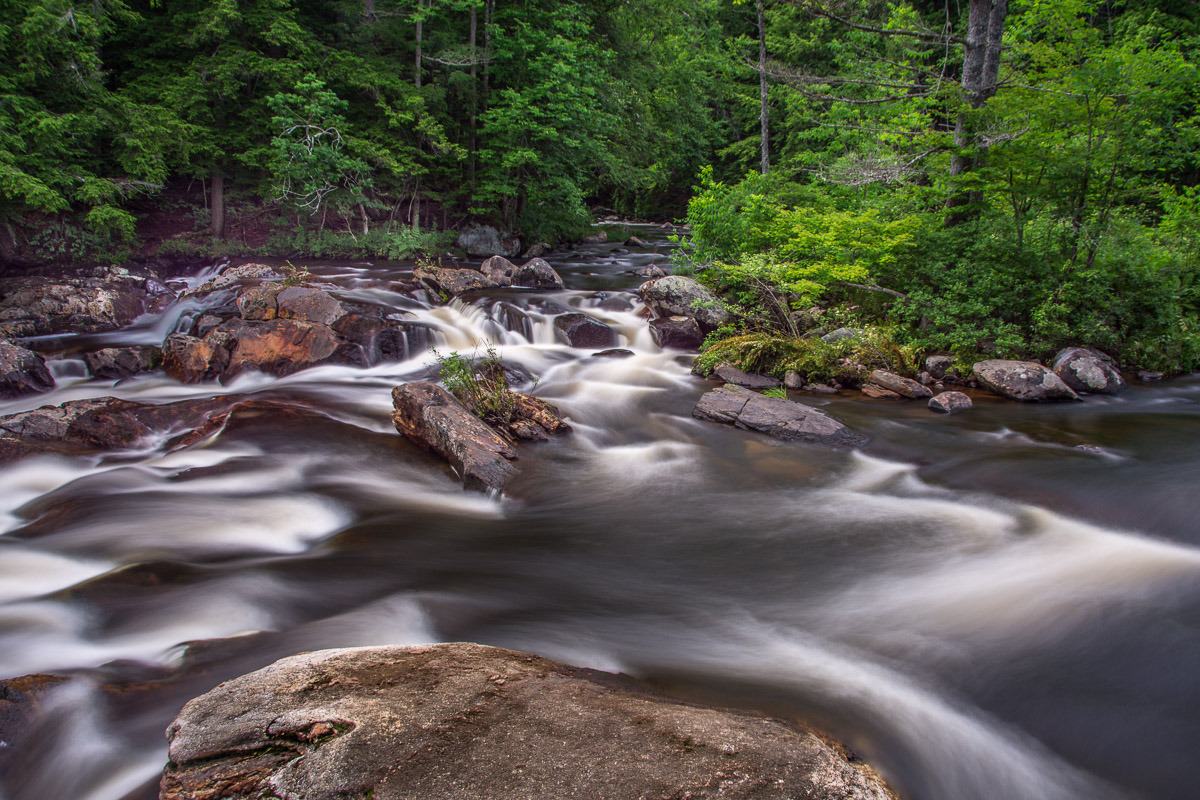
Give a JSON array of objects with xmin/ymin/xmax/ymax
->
[
  {"xmin": 160, "ymin": 642, "xmax": 894, "ymax": 800},
  {"xmin": 693, "ymin": 386, "xmax": 867, "ymax": 448}
]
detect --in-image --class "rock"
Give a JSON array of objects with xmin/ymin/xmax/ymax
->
[
  {"xmin": 713, "ymin": 364, "xmax": 781, "ymax": 390},
  {"xmin": 693, "ymin": 387, "xmax": 866, "ymax": 447},
  {"xmin": 391, "ymin": 382, "xmax": 519, "ymax": 491},
  {"xmin": 917, "ymin": 371, "xmax": 933, "ymax": 385},
  {"xmin": 594, "ymin": 348, "xmax": 635, "ymax": 359},
  {"xmin": 596, "ymin": 294, "xmax": 633, "ymax": 312},
  {"xmin": 456, "ymin": 224, "xmax": 522, "ymax": 258},
  {"xmin": 192, "ymin": 263, "xmax": 280, "ymax": 294},
  {"xmin": 869, "ymin": 369, "xmax": 933, "ymax": 399},
  {"xmin": 581, "ymin": 230, "xmax": 608, "ymax": 244},
  {"xmin": 638, "ymin": 276, "xmax": 730, "ymax": 334},
  {"xmin": 222, "ymin": 319, "xmax": 341, "ymax": 380},
  {"xmin": 521, "ymin": 242, "xmax": 552, "ymax": 259},
  {"xmin": 973, "ymin": 359, "xmax": 1081, "ymax": 402},
  {"xmin": 193, "ymin": 314, "xmax": 226, "ymax": 338},
  {"xmin": 83, "ymin": 346, "xmax": 162, "ymax": 380},
  {"xmin": 1052, "ymin": 347, "xmax": 1125, "ymax": 395},
  {"xmin": 822, "ymin": 327, "xmax": 861, "ymax": 344},
  {"xmin": 275, "ymin": 286, "xmax": 348, "ymax": 326},
  {"xmin": 415, "ymin": 266, "xmax": 500, "ymax": 299},
  {"xmin": 861, "ymin": 383, "xmax": 902, "ymax": 399},
  {"xmin": 160, "ymin": 643, "xmax": 893, "ymax": 800},
  {"xmin": 479, "ymin": 255, "xmax": 517, "ymax": 285},
  {"xmin": 928, "ymin": 391, "xmax": 973, "ymax": 413},
  {"xmin": 784, "ymin": 371, "xmax": 805, "ymax": 390},
  {"xmin": 162, "ymin": 335, "xmax": 228, "ymax": 383},
  {"xmin": 625, "ymin": 235, "xmax": 648, "ymax": 247},
  {"xmin": 1138, "ymin": 370, "xmax": 1164, "ymax": 382},
  {"xmin": 511, "ymin": 258, "xmax": 566, "ymax": 290},
  {"xmin": 925, "ymin": 355, "xmax": 953, "ymax": 379},
  {"xmin": 0, "ymin": 266, "xmax": 151, "ymax": 337},
  {"xmin": 499, "ymin": 393, "xmax": 572, "ymax": 442},
  {"xmin": 553, "ymin": 313, "xmax": 619, "ymax": 349},
  {"xmin": 806, "ymin": 383, "xmax": 839, "ymax": 395},
  {"xmin": 234, "ymin": 285, "xmax": 283, "ymax": 320},
  {"xmin": 0, "ymin": 341, "xmax": 55, "ymax": 398},
  {"xmin": 649, "ymin": 316, "xmax": 703, "ymax": 350},
  {"xmin": 635, "ymin": 265, "xmax": 666, "ymax": 278}
]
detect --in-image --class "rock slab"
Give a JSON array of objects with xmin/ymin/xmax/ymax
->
[
  {"xmin": 973, "ymin": 359, "xmax": 1080, "ymax": 402},
  {"xmin": 159, "ymin": 643, "xmax": 893, "ymax": 800},
  {"xmin": 693, "ymin": 387, "xmax": 866, "ymax": 448},
  {"xmin": 869, "ymin": 369, "xmax": 932, "ymax": 399},
  {"xmin": 713, "ymin": 364, "xmax": 782, "ymax": 390}
]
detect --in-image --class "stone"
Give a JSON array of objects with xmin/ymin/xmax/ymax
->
[
  {"xmin": 861, "ymin": 383, "xmax": 902, "ymax": 399},
  {"xmin": 918, "ymin": 371, "xmax": 932, "ymax": 385},
  {"xmin": 415, "ymin": 266, "xmax": 500, "ymax": 300},
  {"xmin": 924, "ymin": 355, "xmax": 953, "ymax": 379},
  {"xmin": 713, "ymin": 364, "xmax": 781, "ymax": 390},
  {"xmin": 1052, "ymin": 347, "xmax": 1125, "ymax": 395},
  {"xmin": 222, "ymin": 319, "xmax": 341, "ymax": 381},
  {"xmin": 553, "ymin": 313, "xmax": 619, "ymax": 349},
  {"xmin": 649, "ymin": 316, "xmax": 703, "ymax": 350},
  {"xmin": 497, "ymin": 393, "xmax": 572, "ymax": 442},
  {"xmin": 455, "ymin": 224, "xmax": 522, "ymax": 258},
  {"xmin": 521, "ymin": 242, "xmax": 552, "ymax": 259},
  {"xmin": 869, "ymin": 369, "xmax": 933, "ymax": 399},
  {"xmin": 784, "ymin": 371, "xmax": 805, "ymax": 390},
  {"xmin": 479, "ymin": 255, "xmax": 517, "ymax": 285},
  {"xmin": 693, "ymin": 387, "xmax": 866, "ymax": 448},
  {"xmin": 192, "ymin": 263, "xmax": 279, "ymax": 294},
  {"xmin": 511, "ymin": 258, "xmax": 566, "ymax": 290},
  {"xmin": 594, "ymin": 348, "xmax": 635, "ymax": 359},
  {"xmin": 1138, "ymin": 370, "xmax": 1164, "ymax": 382},
  {"xmin": 275, "ymin": 286, "xmax": 348, "ymax": 326},
  {"xmin": 638, "ymin": 276, "xmax": 730, "ymax": 334},
  {"xmin": 0, "ymin": 341, "xmax": 55, "ymax": 398},
  {"xmin": 928, "ymin": 391, "xmax": 973, "ymax": 413},
  {"xmin": 162, "ymin": 334, "xmax": 228, "ymax": 384},
  {"xmin": 0, "ymin": 267, "xmax": 151, "ymax": 337},
  {"xmin": 83, "ymin": 346, "xmax": 162, "ymax": 380},
  {"xmin": 391, "ymin": 382, "xmax": 519, "ymax": 492},
  {"xmin": 159, "ymin": 643, "xmax": 893, "ymax": 800},
  {"xmin": 635, "ymin": 265, "xmax": 667, "ymax": 278},
  {"xmin": 822, "ymin": 327, "xmax": 861, "ymax": 344},
  {"xmin": 625, "ymin": 235, "xmax": 648, "ymax": 247},
  {"xmin": 805, "ymin": 383, "xmax": 839, "ymax": 395},
  {"xmin": 581, "ymin": 230, "xmax": 608, "ymax": 244},
  {"xmin": 234, "ymin": 285, "xmax": 283, "ymax": 320},
  {"xmin": 973, "ymin": 359, "xmax": 1080, "ymax": 402}
]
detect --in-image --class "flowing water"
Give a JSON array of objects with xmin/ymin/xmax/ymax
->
[{"xmin": 1, "ymin": 226, "xmax": 1199, "ymax": 800}]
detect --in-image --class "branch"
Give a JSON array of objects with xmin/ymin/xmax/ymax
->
[
  {"xmin": 835, "ymin": 281, "xmax": 908, "ymax": 299},
  {"xmin": 787, "ymin": 0, "xmax": 966, "ymax": 45}
]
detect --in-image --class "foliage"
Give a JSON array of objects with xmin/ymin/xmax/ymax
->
[
  {"xmin": 695, "ymin": 328, "xmax": 918, "ymax": 384},
  {"xmin": 434, "ymin": 345, "xmax": 519, "ymax": 425},
  {"xmin": 761, "ymin": 385, "xmax": 787, "ymax": 399}
]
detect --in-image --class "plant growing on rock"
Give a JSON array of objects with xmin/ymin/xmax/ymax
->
[{"xmin": 433, "ymin": 345, "xmax": 519, "ymax": 426}]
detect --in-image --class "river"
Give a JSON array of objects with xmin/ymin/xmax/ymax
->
[{"xmin": 1, "ymin": 226, "xmax": 1198, "ymax": 800}]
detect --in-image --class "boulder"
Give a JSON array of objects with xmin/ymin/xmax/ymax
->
[
  {"xmin": 498, "ymin": 393, "xmax": 572, "ymax": 442},
  {"xmin": 713, "ymin": 364, "xmax": 781, "ymax": 390},
  {"xmin": 1051, "ymin": 347, "xmax": 1125, "ymax": 395},
  {"xmin": 924, "ymin": 355, "xmax": 953, "ymax": 380},
  {"xmin": 0, "ymin": 266, "xmax": 150, "ymax": 337},
  {"xmin": 1138, "ymin": 370, "xmax": 1164, "ymax": 382},
  {"xmin": 83, "ymin": 346, "xmax": 162, "ymax": 380},
  {"xmin": 415, "ymin": 266, "xmax": 500, "ymax": 300},
  {"xmin": 479, "ymin": 255, "xmax": 517, "ymax": 285},
  {"xmin": 806, "ymin": 383, "xmax": 839, "ymax": 395},
  {"xmin": 163, "ymin": 334, "xmax": 229, "ymax": 383},
  {"xmin": 821, "ymin": 327, "xmax": 861, "ymax": 344},
  {"xmin": 581, "ymin": 230, "xmax": 608, "ymax": 244},
  {"xmin": 868, "ymin": 369, "xmax": 933, "ymax": 399},
  {"xmin": 553, "ymin": 313, "xmax": 619, "ymax": 349},
  {"xmin": 973, "ymin": 359, "xmax": 1080, "ymax": 402},
  {"xmin": 929, "ymin": 391, "xmax": 973, "ymax": 413},
  {"xmin": 635, "ymin": 265, "xmax": 667, "ymax": 278},
  {"xmin": 456, "ymin": 224, "xmax": 522, "ymax": 258},
  {"xmin": 391, "ymin": 382, "xmax": 519, "ymax": 492},
  {"xmin": 784, "ymin": 371, "xmax": 806, "ymax": 390},
  {"xmin": 159, "ymin": 643, "xmax": 893, "ymax": 800},
  {"xmin": 235, "ymin": 285, "xmax": 283, "ymax": 320},
  {"xmin": 638, "ymin": 276, "xmax": 730, "ymax": 334},
  {"xmin": 511, "ymin": 258, "xmax": 566, "ymax": 290},
  {"xmin": 275, "ymin": 286, "xmax": 348, "ymax": 326},
  {"xmin": 190, "ymin": 263, "xmax": 280, "ymax": 295},
  {"xmin": 861, "ymin": 383, "xmax": 902, "ymax": 400},
  {"xmin": 0, "ymin": 341, "xmax": 55, "ymax": 398},
  {"xmin": 693, "ymin": 387, "xmax": 866, "ymax": 448},
  {"xmin": 625, "ymin": 235, "xmax": 648, "ymax": 247},
  {"xmin": 521, "ymin": 242, "xmax": 552, "ymax": 259},
  {"xmin": 222, "ymin": 319, "xmax": 341, "ymax": 380},
  {"xmin": 649, "ymin": 316, "xmax": 703, "ymax": 350}
]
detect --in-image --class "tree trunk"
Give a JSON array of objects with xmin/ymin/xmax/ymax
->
[
  {"xmin": 757, "ymin": 0, "xmax": 770, "ymax": 175},
  {"xmin": 414, "ymin": 0, "xmax": 425, "ymax": 88},
  {"xmin": 469, "ymin": 4, "xmax": 478, "ymax": 186},
  {"xmin": 363, "ymin": 0, "xmax": 375, "ymax": 22},
  {"xmin": 483, "ymin": 0, "xmax": 494, "ymax": 107},
  {"xmin": 211, "ymin": 171, "xmax": 226, "ymax": 239}
]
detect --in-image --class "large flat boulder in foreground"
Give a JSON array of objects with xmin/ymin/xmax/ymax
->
[
  {"xmin": 160, "ymin": 643, "xmax": 894, "ymax": 800},
  {"xmin": 693, "ymin": 386, "xmax": 867, "ymax": 448}
]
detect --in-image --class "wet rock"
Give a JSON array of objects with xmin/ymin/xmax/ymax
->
[
  {"xmin": 973, "ymin": 359, "xmax": 1080, "ymax": 402},
  {"xmin": 861, "ymin": 383, "xmax": 902, "ymax": 400},
  {"xmin": 639, "ymin": 276, "xmax": 730, "ymax": 334},
  {"xmin": 635, "ymin": 265, "xmax": 667, "ymax": 278},
  {"xmin": 191, "ymin": 263, "xmax": 279, "ymax": 294},
  {"xmin": 581, "ymin": 230, "xmax": 608, "ymax": 244},
  {"xmin": 222, "ymin": 319, "xmax": 341, "ymax": 380},
  {"xmin": 163, "ymin": 334, "xmax": 228, "ymax": 383},
  {"xmin": 83, "ymin": 346, "xmax": 162, "ymax": 380},
  {"xmin": 649, "ymin": 315, "xmax": 703, "ymax": 350},
  {"xmin": 869, "ymin": 369, "xmax": 933, "ymax": 399},
  {"xmin": 521, "ymin": 242, "xmax": 552, "ymax": 259},
  {"xmin": 456, "ymin": 224, "xmax": 522, "ymax": 258},
  {"xmin": 928, "ymin": 391, "xmax": 973, "ymax": 413},
  {"xmin": 925, "ymin": 355, "xmax": 953, "ymax": 380},
  {"xmin": 1052, "ymin": 347, "xmax": 1125, "ymax": 395},
  {"xmin": 391, "ymin": 382, "xmax": 518, "ymax": 492},
  {"xmin": 479, "ymin": 255, "xmax": 517, "ymax": 285},
  {"xmin": 0, "ymin": 341, "xmax": 55, "ymax": 398},
  {"xmin": 594, "ymin": 348, "xmax": 635, "ymax": 359},
  {"xmin": 275, "ymin": 286, "xmax": 348, "ymax": 326},
  {"xmin": 713, "ymin": 364, "xmax": 781, "ymax": 390},
  {"xmin": 511, "ymin": 258, "xmax": 566, "ymax": 290},
  {"xmin": 822, "ymin": 327, "xmax": 861, "ymax": 344},
  {"xmin": 784, "ymin": 371, "xmax": 806, "ymax": 390},
  {"xmin": 234, "ymin": 284, "xmax": 283, "ymax": 320},
  {"xmin": 192, "ymin": 314, "xmax": 226, "ymax": 338},
  {"xmin": 625, "ymin": 235, "xmax": 648, "ymax": 247},
  {"xmin": 415, "ymin": 266, "xmax": 500, "ymax": 300},
  {"xmin": 596, "ymin": 294, "xmax": 633, "ymax": 312},
  {"xmin": 693, "ymin": 386, "xmax": 866, "ymax": 448},
  {"xmin": 805, "ymin": 383, "xmax": 839, "ymax": 395},
  {"xmin": 0, "ymin": 266, "xmax": 151, "ymax": 337},
  {"xmin": 499, "ymin": 393, "xmax": 572, "ymax": 442},
  {"xmin": 160, "ymin": 643, "xmax": 892, "ymax": 800},
  {"xmin": 553, "ymin": 313, "xmax": 619, "ymax": 349}
]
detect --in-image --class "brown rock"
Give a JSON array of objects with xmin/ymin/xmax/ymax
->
[
  {"xmin": 928, "ymin": 391, "xmax": 973, "ymax": 413},
  {"xmin": 416, "ymin": 266, "xmax": 500, "ymax": 300},
  {"xmin": 0, "ymin": 340, "xmax": 55, "ymax": 398},
  {"xmin": 861, "ymin": 383, "xmax": 902, "ymax": 399},
  {"xmin": 160, "ymin": 643, "xmax": 893, "ymax": 800},
  {"xmin": 222, "ymin": 319, "xmax": 340, "ymax": 380},
  {"xmin": 83, "ymin": 345, "xmax": 162, "ymax": 380},
  {"xmin": 234, "ymin": 285, "xmax": 282, "ymax": 320},
  {"xmin": 163, "ymin": 334, "xmax": 228, "ymax": 383},
  {"xmin": 480, "ymin": 255, "xmax": 517, "ymax": 285},
  {"xmin": 511, "ymin": 258, "xmax": 565, "ymax": 290},
  {"xmin": 275, "ymin": 286, "xmax": 347, "ymax": 325},
  {"xmin": 869, "ymin": 369, "xmax": 933, "ymax": 399},
  {"xmin": 693, "ymin": 387, "xmax": 866, "ymax": 448}
]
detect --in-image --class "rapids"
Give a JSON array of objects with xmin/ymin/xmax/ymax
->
[{"xmin": 1, "ymin": 226, "xmax": 1198, "ymax": 800}]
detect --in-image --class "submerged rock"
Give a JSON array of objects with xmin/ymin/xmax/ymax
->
[
  {"xmin": 1052, "ymin": 347, "xmax": 1125, "ymax": 395},
  {"xmin": 639, "ymin": 275, "xmax": 730, "ymax": 334},
  {"xmin": 0, "ymin": 341, "xmax": 55, "ymax": 398},
  {"xmin": 83, "ymin": 345, "xmax": 162, "ymax": 380},
  {"xmin": 649, "ymin": 315, "xmax": 703, "ymax": 350},
  {"xmin": 693, "ymin": 386, "xmax": 866, "ymax": 448},
  {"xmin": 160, "ymin": 643, "xmax": 894, "ymax": 800},
  {"xmin": 511, "ymin": 258, "xmax": 565, "ymax": 290},
  {"xmin": 928, "ymin": 391, "xmax": 973, "ymax": 413},
  {"xmin": 554, "ymin": 313, "xmax": 618, "ymax": 349},
  {"xmin": 869, "ymin": 369, "xmax": 932, "ymax": 399},
  {"xmin": 973, "ymin": 359, "xmax": 1080, "ymax": 402}
]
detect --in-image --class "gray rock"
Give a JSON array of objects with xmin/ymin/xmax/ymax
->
[
  {"xmin": 479, "ymin": 255, "xmax": 517, "ymax": 285},
  {"xmin": 415, "ymin": 266, "xmax": 501, "ymax": 299},
  {"xmin": 511, "ymin": 258, "xmax": 566, "ymax": 290},
  {"xmin": 235, "ymin": 284, "xmax": 283, "ymax": 320},
  {"xmin": 83, "ymin": 346, "xmax": 162, "ymax": 380},
  {"xmin": 553, "ymin": 313, "xmax": 619, "ymax": 349},
  {"xmin": 625, "ymin": 235, "xmax": 648, "ymax": 247},
  {"xmin": 928, "ymin": 391, "xmax": 973, "ymax": 413},
  {"xmin": 594, "ymin": 348, "xmax": 635, "ymax": 359},
  {"xmin": 197, "ymin": 263, "xmax": 280, "ymax": 293},
  {"xmin": 0, "ymin": 341, "xmax": 54, "ymax": 398},
  {"xmin": 638, "ymin": 276, "xmax": 730, "ymax": 334},
  {"xmin": 1052, "ymin": 347, "xmax": 1125, "ymax": 395},
  {"xmin": 714, "ymin": 364, "xmax": 782, "ymax": 390},
  {"xmin": 455, "ymin": 224, "xmax": 522, "ymax": 258},
  {"xmin": 784, "ymin": 371, "xmax": 806, "ymax": 390},
  {"xmin": 635, "ymin": 265, "xmax": 667, "ymax": 278},
  {"xmin": 275, "ymin": 286, "xmax": 348, "ymax": 326},
  {"xmin": 1138, "ymin": 370, "xmax": 1164, "ymax": 382},
  {"xmin": 160, "ymin": 643, "xmax": 893, "ymax": 800},
  {"xmin": 924, "ymin": 355, "xmax": 953, "ymax": 379},
  {"xmin": 391, "ymin": 382, "xmax": 518, "ymax": 492},
  {"xmin": 821, "ymin": 327, "xmax": 861, "ymax": 344},
  {"xmin": 973, "ymin": 359, "xmax": 1080, "ymax": 402},
  {"xmin": 649, "ymin": 316, "xmax": 703, "ymax": 350},
  {"xmin": 869, "ymin": 369, "xmax": 933, "ymax": 399},
  {"xmin": 693, "ymin": 386, "xmax": 866, "ymax": 447},
  {"xmin": 861, "ymin": 383, "xmax": 902, "ymax": 399},
  {"xmin": 581, "ymin": 230, "xmax": 608, "ymax": 244},
  {"xmin": 806, "ymin": 383, "xmax": 840, "ymax": 395},
  {"xmin": 0, "ymin": 267, "xmax": 151, "ymax": 337},
  {"xmin": 521, "ymin": 242, "xmax": 552, "ymax": 259}
]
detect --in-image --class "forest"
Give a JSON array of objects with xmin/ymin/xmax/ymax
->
[{"xmin": 2, "ymin": 0, "xmax": 1199, "ymax": 372}]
